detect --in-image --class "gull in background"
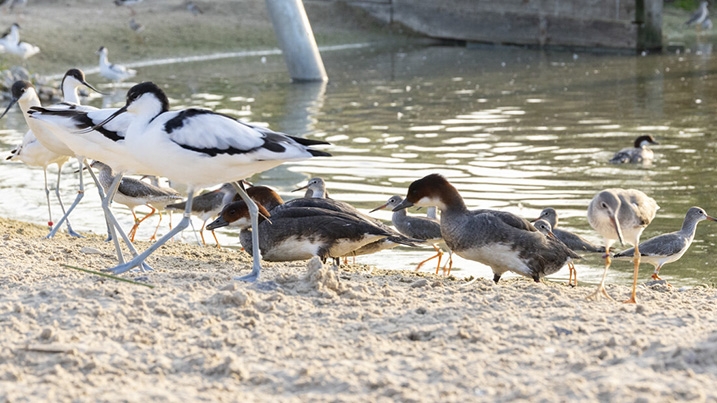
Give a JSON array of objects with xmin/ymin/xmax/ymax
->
[{"xmin": 97, "ymin": 46, "xmax": 137, "ymax": 83}]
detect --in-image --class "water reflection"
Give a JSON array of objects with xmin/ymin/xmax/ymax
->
[{"xmin": 1, "ymin": 43, "xmax": 716, "ymax": 286}]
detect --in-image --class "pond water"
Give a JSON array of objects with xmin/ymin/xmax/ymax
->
[{"xmin": 1, "ymin": 40, "xmax": 716, "ymax": 286}]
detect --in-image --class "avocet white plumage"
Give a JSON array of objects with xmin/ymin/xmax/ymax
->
[
  {"xmin": 0, "ymin": 23, "xmax": 20, "ymax": 48},
  {"xmin": 0, "ymin": 70, "xmax": 103, "ymax": 237},
  {"xmin": 86, "ymin": 81, "xmax": 331, "ymax": 281},
  {"xmin": 23, "ymin": 73, "xmax": 158, "ymax": 271},
  {"xmin": 0, "ymin": 23, "xmax": 39, "ymax": 59}
]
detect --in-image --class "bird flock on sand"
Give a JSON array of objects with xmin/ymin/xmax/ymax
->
[{"xmin": 0, "ymin": 3, "xmax": 713, "ymax": 305}]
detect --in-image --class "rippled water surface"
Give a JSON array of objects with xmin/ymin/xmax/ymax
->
[{"xmin": 1, "ymin": 42, "xmax": 716, "ymax": 286}]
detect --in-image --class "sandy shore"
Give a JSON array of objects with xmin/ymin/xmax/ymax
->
[
  {"xmin": 1, "ymin": 1, "xmax": 717, "ymax": 402},
  {"xmin": 2, "ymin": 217, "xmax": 717, "ymax": 401},
  {"xmin": 0, "ymin": 0, "xmax": 402, "ymax": 77}
]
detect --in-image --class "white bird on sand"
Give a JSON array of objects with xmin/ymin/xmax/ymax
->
[
  {"xmin": 80, "ymin": 81, "xmax": 332, "ymax": 281},
  {"xmin": 97, "ymin": 46, "xmax": 137, "ymax": 83},
  {"xmin": 1, "ymin": 70, "xmax": 104, "ymax": 237},
  {"xmin": 0, "ymin": 23, "xmax": 20, "ymax": 47},
  {"xmin": 0, "ymin": 23, "xmax": 39, "ymax": 59},
  {"xmin": 19, "ymin": 71, "xmax": 158, "ymax": 271}
]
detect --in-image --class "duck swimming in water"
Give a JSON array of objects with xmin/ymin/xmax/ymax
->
[{"xmin": 609, "ymin": 135, "xmax": 659, "ymax": 164}]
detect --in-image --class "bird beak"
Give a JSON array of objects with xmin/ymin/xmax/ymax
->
[
  {"xmin": 609, "ymin": 214, "xmax": 625, "ymax": 245},
  {"xmin": 369, "ymin": 202, "xmax": 389, "ymax": 213},
  {"xmin": 706, "ymin": 215, "xmax": 717, "ymax": 222},
  {"xmin": 205, "ymin": 216, "xmax": 228, "ymax": 231},
  {"xmin": 257, "ymin": 204, "xmax": 272, "ymax": 224},
  {"xmin": 74, "ymin": 164, "xmax": 91, "ymax": 174},
  {"xmin": 76, "ymin": 105, "xmax": 127, "ymax": 134},
  {"xmin": 543, "ymin": 229, "xmax": 556, "ymax": 239},
  {"xmin": 0, "ymin": 97, "xmax": 19, "ymax": 120},
  {"xmin": 291, "ymin": 184, "xmax": 308, "ymax": 193},
  {"xmin": 82, "ymin": 78, "xmax": 109, "ymax": 96},
  {"xmin": 392, "ymin": 199, "xmax": 413, "ymax": 212}
]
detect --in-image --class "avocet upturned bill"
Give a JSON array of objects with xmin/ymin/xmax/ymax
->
[
  {"xmin": 83, "ymin": 81, "xmax": 331, "ymax": 281},
  {"xmin": 21, "ymin": 70, "xmax": 154, "ymax": 270},
  {"xmin": 0, "ymin": 70, "xmax": 104, "ymax": 238}
]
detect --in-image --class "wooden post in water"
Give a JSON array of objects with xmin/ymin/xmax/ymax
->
[{"xmin": 265, "ymin": 0, "xmax": 328, "ymax": 82}]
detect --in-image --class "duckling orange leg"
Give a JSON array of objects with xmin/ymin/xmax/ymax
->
[
  {"xmin": 623, "ymin": 245, "xmax": 641, "ymax": 304},
  {"xmin": 651, "ymin": 263, "xmax": 664, "ymax": 281},
  {"xmin": 128, "ymin": 209, "xmax": 140, "ymax": 242},
  {"xmin": 132, "ymin": 206, "xmax": 156, "ymax": 241},
  {"xmin": 650, "ymin": 263, "xmax": 672, "ymax": 287},
  {"xmin": 414, "ymin": 244, "xmax": 443, "ymax": 273}
]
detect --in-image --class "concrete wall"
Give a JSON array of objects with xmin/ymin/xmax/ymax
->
[{"xmin": 345, "ymin": 0, "xmax": 662, "ymax": 51}]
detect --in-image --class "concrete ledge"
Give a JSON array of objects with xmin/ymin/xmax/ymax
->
[{"xmin": 346, "ymin": 0, "xmax": 662, "ymax": 51}]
